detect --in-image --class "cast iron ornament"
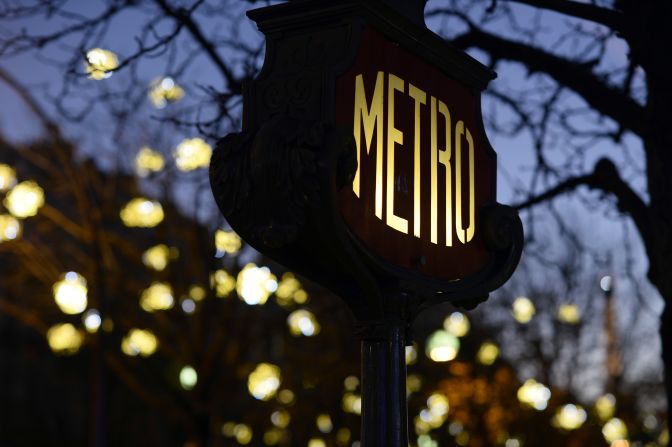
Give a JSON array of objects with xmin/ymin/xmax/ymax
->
[{"xmin": 209, "ymin": 0, "xmax": 523, "ymax": 324}]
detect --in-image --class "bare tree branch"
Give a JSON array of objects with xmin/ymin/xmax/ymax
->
[{"xmin": 495, "ymin": 0, "xmax": 625, "ymax": 30}]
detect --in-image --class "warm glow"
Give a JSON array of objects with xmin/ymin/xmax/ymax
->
[
  {"xmin": 344, "ymin": 375, "xmax": 359, "ymax": 391},
  {"xmin": 53, "ymin": 271, "xmax": 88, "ymax": 315},
  {"xmin": 342, "ymin": 392, "xmax": 362, "ymax": 415},
  {"xmin": 0, "ymin": 164, "xmax": 16, "ymax": 191},
  {"xmin": 419, "ymin": 392, "xmax": 449, "ymax": 428},
  {"xmin": 602, "ymin": 417, "xmax": 628, "ymax": 443},
  {"xmin": 140, "ymin": 282, "xmax": 174, "ymax": 312},
  {"xmin": 135, "ymin": 146, "xmax": 165, "ymax": 177},
  {"xmin": 248, "ymin": 363, "xmax": 281, "ymax": 401},
  {"xmin": 121, "ymin": 328, "xmax": 158, "ymax": 357},
  {"xmin": 263, "ymin": 428, "xmax": 282, "ymax": 445},
  {"xmin": 237, "ymin": 264, "xmax": 277, "ymax": 305},
  {"xmin": 211, "ymin": 269, "xmax": 235, "ymax": 298},
  {"xmin": 610, "ymin": 441, "xmax": 629, "ymax": 447},
  {"xmin": 83, "ymin": 309, "xmax": 102, "ymax": 333},
  {"xmin": 316, "ymin": 414, "xmax": 333, "ymax": 433},
  {"xmin": 234, "ymin": 424, "xmax": 253, "ymax": 445},
  {"xmin": 517, "ymin": 379, "xmax": 551, "ymax": 410},
  {"xmin": 553, "ymin": 404, "xmax": 587, "ymax": 430},
  {"xmin": 443, "ymin": 311, "xmax": 470, "ymax": 337},
  {"xmin": 120, "ymin": 197, "xmax": 164, "ymax": 227},
  {"xmin": 189, "ymin": 284, "xmax": 206, "ymax": 301},
  {"xmin": 0, "ymin": 214, "xmax": 21, "ymax": 241},
  {"xmin": 142, "ymin": 244, "xmax": 173, "ymax": 271},
  {"xmin": 148, "ymin": 76, "xmax": 184, "ymax": 108},
  {"xmin": 174, "ymin": 138, "xmax": 212, "ymax": 171},
  {"xmin": 179, "ymin": 365, "xmax": 198, "ymax": 390},
  {"xmin": 215, "ymin": 229, "xmax": 242, "ymax": 255},
  {"xmin": 271, "ymin": 410, "xmax": 290, "ymax": 428},
  {"xmin": 4, "ymin": 180, "xmax": 45, "ymax": 218},
  {"xmin": 476, "ymin": 341, "xmax": 499, "ymax": 365},
  {"xmin": 275, "ymin": 273, "xmax": 309, "ymax": 306},
  {"xmin": 47, "ymin": 323, "xmax": 83, "ymax": 354},
  {"xmin": 426, "ymin": 330, "xmax": 460, "ymax": 362},
  {"xmin": 277, "ymin": 389, "xmax": 295, "ymax": 405},
  {"xmin": 308, "ymin": 439, "xmax": 326, "ymax": 447},
  {"xmin": 513, "ymin": 296, "xmax": 535, "ymax": 323},
  {"xmin": 596, "ymin": 394, "xmax": 616, "ymax": 420},
  {"xmin": 558, "ymin": 303, "xmax": 581, "ymax": 324},
  {"xmin": 287, "ymin": 309, "xmax": 320, "ymax": 336},
  {"xmin": 336, "ymin": 428, "xmax": 351, "ymax": 445},
  {"xmin": 85, "ymin": 48, "xmax": 119, "ymax": 80},
  {"xmin": 406, "ymin": 343, "xmax": 418, "ymax": 365}
]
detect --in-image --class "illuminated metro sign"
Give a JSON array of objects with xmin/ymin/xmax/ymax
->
[{"xmin": 336, "ymin": 28, "xmax": 496, "ymax": 281}]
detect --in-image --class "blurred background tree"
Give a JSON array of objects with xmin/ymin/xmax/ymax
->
[{"xmin": 0, "ymin": 0, "xmax": 668, "ymax": 446}]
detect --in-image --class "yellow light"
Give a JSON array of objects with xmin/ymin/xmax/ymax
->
[
  {"xmin": 53, "ymin": 271, "xmax": 88, "ymax": 315},
  {"xmin": 417, "ymin": 434, "xmax": 438, "ymax": 447},
  {"xmin": 443, "ymin": 311, "xmax": 470, "ymax": 337},
  {"xmin": 237, "ymin": 264, "xmax": 277, "ymax": 305},
  {"xmin": 142, "ymin": 244, "xmax": 171, "ymax": 271},
  {"xmin": 263, "ymin": 428, "xmax": 282, "ymax": 445},
  {"xmin": 418, "ymin": 392, "xmax": 449, "ymax": 429},
  {"xmin": 179, "ymin": 365, "xmax": 198, "ymax": 390},
  {"xmin": 277, "ymin": 389, "xmax": 295, "ymax": 405},
  {"xmin": 211, "ymin": 269, "xmax": 235, "ymax": 298},
  {"xmin": 308, "ymin": 439, "xmax": 326, "ymax": 447},
  {"xmin": 558, "ymin": 304, "xmax": 581, "ymax": 324},
  {"xmin": 0, "ymin": 164, "xmax": 16, "ymax": 191},
  {"xmin": 293, "ymin": 289, "xmax": 308, "ymax": 304},
  {"xmin": 4, "ymin": 180, "xmax": 44, "ymax": 218},
  {"xmin": 596, "ymin": 394, "xmax": 616, "ymax": 420},
  {"xmin": 342, "ymin": 392, "xmax": 362, "ymax": 415},
  {"xmin": 121, "ymin": 328, "xmax": 158, "ymax": 357},
  {"xmin": 610, "ymin": 440, "xmax": 629, "ymax": 447},
  {"xmin": 47, "ymin": 323, "xmax": 83, "ymax": 354},
  {"xmin": 287, "ymin": 309, "xmax": 320, "ymax": 337},
  {"xmin": 553, "ymin": 404, "xmax": 587, "ymax": 430},
  {"xmin": 517, "ymin": 379, "xmax": 551, "ymax": 410},
  {"xmin": 248, "ymin": 363, "xmax": 281, "ymax": 401},
  {"xmin": 0, "ymin": 214, "xmax": 21, "ymax": 241},
  {"xmin": 140, "ymin": 282, "xmax": 174, "ymax": 312},
  {"xmin": 189, "ymin": 284, "xmax": 207, "ymax": 301},
  {"xmin": 215, "ymin": 229, "xmax": 242, "ymax": 255},
  {"xmin": 222, "ymin": 422, "xmax": 236, "ymax": 437},
  {"xmin": 271, "ymin": 410, "xmax": 290, "ymax": 428},
  {"xmin": 174, "ymin": 138, "xmax": 212, "ymax": 171},
  {"xmin": 148, "ymin": 76, "xmax": 184, "ymax": 108},
  {"xmin": 120, "ymin": 197, "xmax": 164, "ymax": 227},
  {"xmin": 602, "ymin": 417, "xmax": 628, "ymax": 443},
  {"xmin": 425, "ymin": 330, "xmax": 459, "ymax": 362},
  {"xmin": 85, "ymin": 48, "xmax": 119, "ymax": 80},
  {"xmin": 405, "ymin": 343, "xmax": 418, "ymax": 365},
  {"xmin": 476, "ymin": 341, "xmax": 499, "ymax": 365},
  {"xmin": 512, "ymin": 296, "xmax": 535, "ymax": 324},
  {"xmin": 234, "ymin": 424, "xmax": 253, "ymax": 445},
  {"xmin": 344, "ymin": 375, "xmax": 359, "ymax": 391},
  {"xmin": 407, "ymin": 374, "xmax": 422, "ymax": 395},
  {"xmin": 336, "ymin": 428, "xmax": 351, "ymax": 446},
  {"xmin": 316, "ymin": 414, "xmax": 333, "ymax": 433},
  {"xmin": 135, "ymin": 146, "xmax": 165, "ymax": 177}
]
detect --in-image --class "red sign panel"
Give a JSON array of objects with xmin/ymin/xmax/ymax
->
[{"xmin": 336, "ymin": 27, "xmax": 496, "ymax": 281}]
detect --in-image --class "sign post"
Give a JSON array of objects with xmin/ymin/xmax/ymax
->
[{"xmin": 210, "ymin": 1, "xmax": 523, "ymax": 444}]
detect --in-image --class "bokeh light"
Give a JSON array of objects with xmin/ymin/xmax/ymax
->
[
  {"xmin": 248, "ymin": 363, "xmax": 281, "ymax": 401},
  {"xmin": 476, "ymin": 341, "xmax": 499, "ymax": 365},
  {"xmin": 142, "ymin": 244, "xmax": 173, "ymax": 271},
  {"xmin": 148, "ymin": 76, "xmax": 184, "ymax": 108},
  {"xmin": 120, "ymin": 198, "xmax": 164, "ymax": 227},
  {"xmin": 0, "ymin": 214, "xmax": 21, "ymax": 241},
  {"xmin": 52, "ymin": 271, "xmax": 88, "ymax": 315},
  {"xmin": 553, "ymin": 404, "xmax": 587, "ymax": 430},
  {"xmin": 4, "ymin": 180, "xmax": 45, "ymax": 218},
  {"xmin": 0, "ymin": 164, "xmax": 16, "ymax": 191},
  {"xmin": 287, "ymin": 309, "xmax": 320, "ymax": 337},
  {"xmin": 602, "ymin": 417, "xmax": 628, "ymax": 443},
  {"xmin": 140, "ymin": 282, "xmax": 174, "ymax": 312},
  {"xmin": 443, "ymin": 312, "xmax": 470, "ymax": 337},
  {"xmin": 237, "ymin": 264, "xmax": 277, "ymax": 305},
  {"xmin": 517, "ymin": 379, "xmax": 551, "ymax": 410},
  {"xmin": 512, "ymin": 296, "xmax": 535, "ymax": 324},
  {"xmin": 211, "ymin": 269, "xmax": 236, "ymax": 298},
  {"xmin": 316, "ymin": 414, "xmax": 333, "ymax": 433},
  {"xmin": 215, "ymin": 229, "xmax": 242, "ymax": 255},
  {"xmin": 174, "ymin": 138, "xmax": 212, "ymax": 171},
  {"xmin": 426, "ymin": 330, "xmax": 460, "ymax": 362},
  {"xmin": 85, "ymin": 48, "xmax": 119, "ymax": 80},
  {"xmin": 121, "ymin": 328, "xmax": 158, "ymax": 357},
  {"xmin": 596, "ymin": 394, "xmax": 617, "ymax": 420},
  {"xmin": 135, "ymin": 146, "xmax": 165, "ymax": 177},
  {"xmin": 83, "ymin": 309, "xmax": 102, "ymax": 333},
  {"xmin": 179, "ymin": 365, "xmax": 198, "ymax": 390},
  {"xmin": 47, "ymin": 323, "xmax": 83, "ymax": 354},
  {"xmin": 557, "ymin": 303, "xmax": 581, "ymax": 324}
]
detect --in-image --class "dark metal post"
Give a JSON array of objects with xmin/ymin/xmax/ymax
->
[{"xmin": 360, "ymin": 321, "xmax": 408, "ymax": 447}]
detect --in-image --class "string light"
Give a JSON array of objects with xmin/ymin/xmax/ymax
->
[
  {"xmin": 85, "ymin": 48, "xmax": 119, "ymax": 80},
  {"xmin": 120, "ymin": 198, "xmax": 164, "ymax": 227},
  {"xmin": 53, "ymin": 271, "xmax": 88, "ymax": 315},
  {"xmin": 4, "ymin": 180, "xmax": 44, "ymax": 218},
  {"xmin": 174, "ymin": 138, "xmax": 211, "ymax": 171}
]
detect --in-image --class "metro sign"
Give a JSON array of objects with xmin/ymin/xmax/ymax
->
[
  {"xmin": 211, "ymin": 0, "xmax": 522, "ymax": 314},
  {"xmin": 336, "ymin": 28, "xmax": 496, "ymax": 281}
]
